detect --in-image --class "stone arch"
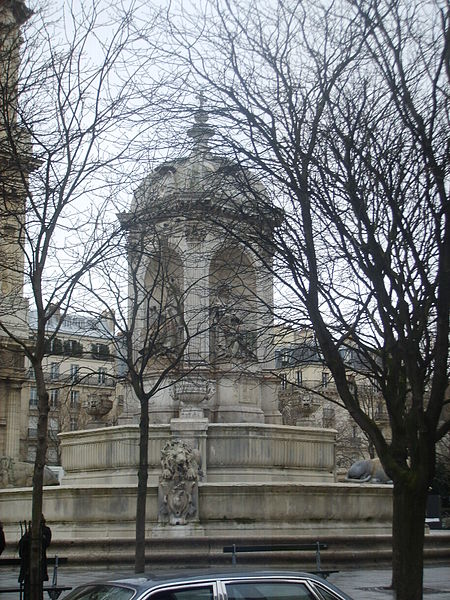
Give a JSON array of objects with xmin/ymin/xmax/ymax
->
[
  {"xmin": 209, "ymin": 245, "xmax": 258, "ymax": 361},
  {"xmin": 143, "ymin": 244, "xmax": 184, "ymax": 354}
]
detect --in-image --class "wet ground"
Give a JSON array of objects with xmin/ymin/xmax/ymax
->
[{"xmin": 1, "ymin": 563, "xmax": 449, "ymax": 599}]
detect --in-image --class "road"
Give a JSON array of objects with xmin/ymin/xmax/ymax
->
[{"xmin": 1, "ymin": 564, "xmax": 449, "ymax": 599}]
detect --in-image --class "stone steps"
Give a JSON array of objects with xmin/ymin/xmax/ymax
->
[{"xmin": 42, "ymin": 532, "xmax": 450, "ymax": 569}]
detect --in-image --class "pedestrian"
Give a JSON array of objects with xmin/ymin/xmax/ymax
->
[
  {"xmin": 18, "ymin": 521, "xmax": 31, "ymax": 588},
  {"xmin": 18, "ymin": 516, "xmax": 52, "ymax": 595},
  {"xmin": 41, "ymin": 515, "xmax": 52, "ymax": 582},
  {"xmin": 0, "ymin": 521, "xmax": 5, "ymax": 555}
]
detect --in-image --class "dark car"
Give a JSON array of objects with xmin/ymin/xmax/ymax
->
[{"xmin": 62, "ymin": 570, "xmax": 353, "ymax": 600}]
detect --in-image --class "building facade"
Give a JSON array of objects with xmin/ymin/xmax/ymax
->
[
  {"xmin": 0, "ymin": 0, "xmax": 32, "ymax": 460},
  {"xmin": 21, "ymin": 310, "xmax": 119, "ymax": 464},
  {"xmin": 274, "ymin": 325, "xmax": 390, "ymax": 470}
]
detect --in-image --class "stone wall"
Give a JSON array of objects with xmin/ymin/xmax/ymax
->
[
  {"xmin": 59, "ymin": 424, "xmax": 169, "ymax": 485},
  {"xmin": 59, "ymin": 423, "xmax": 336, "ymax": 486},
  {"xmin": 0, "ymin": 480, "xmax": 392, "ymax": 554}
]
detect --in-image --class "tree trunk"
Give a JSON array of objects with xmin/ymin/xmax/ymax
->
[
  {"xmin": 391, "ymin": 479, "xmax": 428, "ymax": 600},
  {"xmin": 135, "ymin": 399, "xmax": 149, "ymax": 573},
  {"xmin": 29, "ymin": 377, "xmax": 49, "ymax": 600}
]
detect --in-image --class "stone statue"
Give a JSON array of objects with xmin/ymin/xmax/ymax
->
[
  {"xmin": 161, "ymin": 304, "xmax": 183, "ymax": 351},
  {"xmin": 158, "ymin": 439, "xmax": 202, "ymax": 525},
  {"xmin": 0, "ymin": 457, "xmax": 59, "ymax": 488},
  {"xmin": 345, "ymin": 458, "xmax": 392, "ymax": 484}
]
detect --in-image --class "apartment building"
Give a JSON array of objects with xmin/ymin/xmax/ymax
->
[
  {"xmin": 274, "ymin": 326, "xmax": 389, "ymax": 470},
  {"xmin": 21, "ymin": 309, "xmax": 119, "ymax": 464}
]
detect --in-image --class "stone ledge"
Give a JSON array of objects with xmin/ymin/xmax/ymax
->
[{"xmin": 2, "ymin": 533, "xmax": 447, "ymax": 568}]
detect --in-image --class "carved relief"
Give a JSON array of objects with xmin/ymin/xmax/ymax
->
[
  {"xmin": 184, "ymin": 220, "xmax": 207, "ymax": 243},
  {"xmin": 158, "ymin": 439, "xmax": 202, "ymax": 525}
]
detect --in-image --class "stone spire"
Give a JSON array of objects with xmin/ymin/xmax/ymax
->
[{"xmin": 187, "ymin": 93, "xmax": 215, "ymax": 153}]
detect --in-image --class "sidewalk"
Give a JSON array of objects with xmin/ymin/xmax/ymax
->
[
  {"xmin": 330, "ymin": 566, "xmax": 450, "ymax": 599},
  {"xmin": 1, "ymin": 564, "xmax": 449, "ymax": 599}
]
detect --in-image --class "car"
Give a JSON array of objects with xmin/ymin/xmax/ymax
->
[{"xmin": 61, "ymin": 570, "xmax": 354, "ymax": 600}]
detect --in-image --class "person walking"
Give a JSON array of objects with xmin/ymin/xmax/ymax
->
[
  {"xmin": 18, "ymin": 517, "xmax": 52, "ymax": 599},
  {"xmin": 0, "ymin": 521, "xmax": 5, "ymax": 555},
  {"xmin": 41, "ymin": 516, "xmax": 52, "ymax": 582}
]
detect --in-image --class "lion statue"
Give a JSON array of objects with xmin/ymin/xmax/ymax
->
[
  {"xmin": 0, "ymin": 456, "xmax": 59, "ymax": 488},
  {"xmin": 346, "ymin": 458, "xmax": 392, "ymax": 484}
]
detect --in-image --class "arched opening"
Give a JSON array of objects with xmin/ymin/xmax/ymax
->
[
  {"xmin": 142, "ymin": 244, "xmax": 184, "ymax": 359},
  {"xmin": 209, "ymin": 246, "xmax": 258, "ymax": 362}
]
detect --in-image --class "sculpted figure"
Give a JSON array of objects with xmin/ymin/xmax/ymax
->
[
  {"xmin": 158, "ymin": 439, "xmax": 202, "ymax": 525},
  {"xmin": 346, "ymin": 457, "xmax": 392, "ymax": 484},
  {"xmin": 0, "ymin": 456, "xmax": 59, "ymax": 488}
]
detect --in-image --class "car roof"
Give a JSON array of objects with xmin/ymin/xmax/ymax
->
[{"xmin": 90, "ymin": 569, "xmax": 352, "ymax": 599}]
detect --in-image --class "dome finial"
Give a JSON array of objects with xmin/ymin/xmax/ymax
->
[{"xmin": 188, "ymin": 92, "xmax": 214, "ymax": 152}]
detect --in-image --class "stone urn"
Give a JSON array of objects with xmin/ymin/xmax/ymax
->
[
  {"xmin": 83, "ymin": 392, "xmax": 113, "ymax": 428},
  {"xmin": 172, "ymin": 375, "xmax": 213, "ymax": 419}
]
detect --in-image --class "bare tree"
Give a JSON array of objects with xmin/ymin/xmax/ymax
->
[
  {"xmin": 87, "ymin": 205, "xmax": 216, "ymax": 572},
  {"xmin": 162, "ymin": 1, "xmax": 449, "ymax": 598},
  {"xmin": 0, "ymin": 1, "xmax": 167, "ymax": 597}
]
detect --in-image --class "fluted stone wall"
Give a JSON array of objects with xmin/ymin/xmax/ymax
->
[
  {"xmin": 59, "ymin": 424, "xmax": 170, "ymax": 485},
  {"xmin": 207, "ymin": 424, "xmax": 335, "ymax": 482},
  {"xmin": 59, "ymin": 422, "xmax": 336, "ymax": 485}
]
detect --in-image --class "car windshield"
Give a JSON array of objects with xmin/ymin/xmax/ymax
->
[{"xmin": 63, "ymin": 584, "xmax": 136, "ymax": 600}]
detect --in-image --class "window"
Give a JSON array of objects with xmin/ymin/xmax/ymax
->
[
  {"xmin": 98, "ymin": 368, "xmax": 107, "ymax": 384},
  {"xmin": 150, "ymin": 585, "xmax": 215, "ymax": 600},
  {"xmin": 28, "ymin": 416, "xmax": 38, "ymax": 439},
  {"xmin": 321, "ymin": 372, "xmax": 329, "ymax": 388},
  {"xmin": 276, "ymin": 349, "xmax": 293, "ymax": 368},
  {"xmin": 280, "ymin": 373, "xmax": 288, "ymax": 390},
  {"xmin": 281, "ymin": 350, "xmax": 292, "ymax": 366},
  {"xmin": 313, "ymin": 583, "xmax": 343, "ymax": 600},
  {"xmin": 70, "ymin": 390, "xmax": 80, "ymax": 409},
  {"xmin": 47, "ymin": 447, "xmax": 59, "ymax": 465},
  {"xmin": 48, "ymin": 417, "xmax": 59, "ymax": 433},
  {"xmin": 50, "ymin": 362, "xmax": 60, "ymax": 380},
  {"xmin": 226, "ymin": 581, "xmax": 315, "ymax": 600},
  {"xmin": 62, "ymin": 584, "xmax": 135, "ymax": 600},
  {"xmin": 296, "ymin": 370, "xmax": 302, "ymax": 386},
  {"xmin": 70, "ymin": 364, "xmax": 80, "ymax": 383},
  {"xmin": 91, "ymin": 343, "xmax": 110, "ymax": 360},
  {"xmin": 29, "ymin": 387, "xmax": 38, "ymax": 407},
  {"xmin": 49, "ymin": 389, "xmax": 59, "ymax": 409},
  {"xmin": 64, "ymin": 339, "xmax": 83, "ymax": 357},
  {"xmin": 45, "ymin": 337, "xmax": 63, "ymax": 354},
  {"xmin": 70, "ymin": 417, "xmax": 78, "ymax": 431}
]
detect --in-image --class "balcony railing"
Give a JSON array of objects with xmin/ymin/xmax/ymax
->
[
  {"xmin": 33, "ymin": 371, "xmax": 116, "ymax": 387},
  {"xmin": 278, "ymin": 379, "xmax": 338, "ymax": 395}
]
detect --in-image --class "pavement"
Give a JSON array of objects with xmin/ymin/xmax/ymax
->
[{"xmin": 1, "ymin": 564, "xmax": 449, "ymax": 599}]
